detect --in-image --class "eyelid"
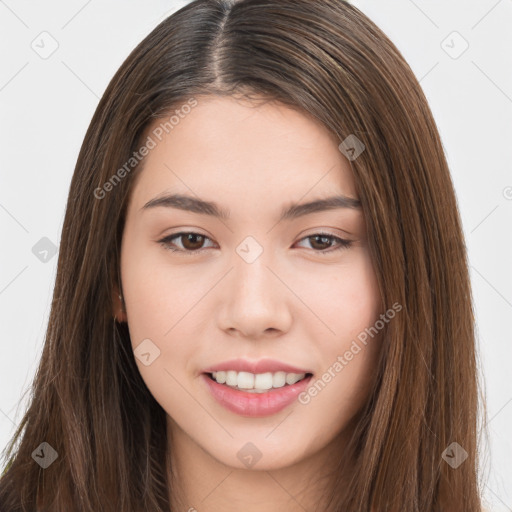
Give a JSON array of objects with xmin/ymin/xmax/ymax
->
[
  {"xmin": 157, "ymin": 229, "xmax": 353, "ymax": 255},
  {"xmin": 158, "ymin": 231, "xmax": 216, "ymax": 252}
]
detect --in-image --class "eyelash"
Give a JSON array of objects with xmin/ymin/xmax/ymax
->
[{"xmin": 157, "ymin": 231, "xmax": 353, "ymax": 256}]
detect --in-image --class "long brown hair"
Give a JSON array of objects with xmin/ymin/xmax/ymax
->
[{"xmin": 0, "ymin": 0, "xmax": 486, "ymax": 510}]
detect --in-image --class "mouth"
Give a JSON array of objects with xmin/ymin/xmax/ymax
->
[
  {"xmin": 204, "ymin": 370, "xmax": 314, "ymax": 393},
  {"xmin": 202, "ymin": 370, "xmax": 314, "ymax": 417}
]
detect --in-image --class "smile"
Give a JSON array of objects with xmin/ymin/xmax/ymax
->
[
  {"xmin": 209, "ymin": 370, "xmax": 309, "ymax": 392},
  {"xmin": 202, "ymin": 371, "xmax": 314, "ymax": 417}
]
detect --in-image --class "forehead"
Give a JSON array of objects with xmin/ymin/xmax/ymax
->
[{"xmin": 129, "ymin": 95, "xmax": 358, "ymax": 210}]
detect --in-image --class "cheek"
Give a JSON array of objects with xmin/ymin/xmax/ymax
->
[
  {"xmin": 121, "ymin": 237, "xmax": 192, "ymax": 337},
  {"xmin": 120, "ymin": 244, "xmax": 199, "ymax": 383},
  {"xmin": 122, "ymin": 268, "xmax": 170, "ymax": 344},
  {"xmin": 310, "ymin": 250, "xmax": 382, "ymax": 343},
  {"xmin": 302, "ymin": 251, "xmax": 382, "ymax": 406},
  {"xmin": 121, "ymin": 259, "xmax": 200, "ymax": 418}
]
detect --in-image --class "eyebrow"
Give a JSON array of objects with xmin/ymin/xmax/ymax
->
[{"xmin": 141, "ymin": 193, "xmax": 361, "ymax": 222}]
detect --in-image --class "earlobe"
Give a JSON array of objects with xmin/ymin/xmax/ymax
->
[{"xmin": 112, "ymin": 286, "xmax": 127, "ymax": 323}]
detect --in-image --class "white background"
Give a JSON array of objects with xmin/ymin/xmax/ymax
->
[{"xmin": 0, "ymin": 1, "xmax": 511, "ymax": 510}]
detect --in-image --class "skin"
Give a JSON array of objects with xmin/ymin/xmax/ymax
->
[{"xmin": 113, "ymin": 95, "xmax": 383, "ymax": 511}]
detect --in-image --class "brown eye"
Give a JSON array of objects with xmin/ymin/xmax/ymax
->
[
  {"xmin": 307, "ymin": 234, "xmax": 334, "ymax": 251},
  {"xmin": 295, "ymin": 233, "xmax": 353, "ymax": 254},
  {"xmin": 158, "ymin": 232, "xmax": 215, "ymax": 254},
  {"xmin": 158, "ymin": 231, "xmax": 352, "ymax": 256},
  {"xmin": 180, "ymin": 233, "xmax": 206, "ymax": 250}
]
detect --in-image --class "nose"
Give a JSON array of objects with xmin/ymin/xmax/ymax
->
[{"xmin": 216, "ymin": 251, "xmax": 293, "ymax": 340}]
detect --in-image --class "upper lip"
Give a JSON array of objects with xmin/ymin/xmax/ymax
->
[{"xmin": 202, "ymin": 358, "xmax": 313, "ymax": 375}]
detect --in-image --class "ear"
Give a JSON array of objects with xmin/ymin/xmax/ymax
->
[{"xmin": 112, "ymin": 284, "xmax": 127, "ymax": 323}]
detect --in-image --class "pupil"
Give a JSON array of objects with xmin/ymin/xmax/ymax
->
[
  {"xmin": 311, "ymin": 235, "xmax": 330, "ymax": 250},
  {"xmin": 185, "ymin": 233, "xmax": 203, "ymax": 249}
]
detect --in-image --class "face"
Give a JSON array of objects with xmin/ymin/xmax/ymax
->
[{"xmin": 117, "ymin": 94, "xmax": 383, "ymax": 472}]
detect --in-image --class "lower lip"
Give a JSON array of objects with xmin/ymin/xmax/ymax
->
[{"xmin": 202, "ymin": 373, "xmax": 313, "ymax": 417}]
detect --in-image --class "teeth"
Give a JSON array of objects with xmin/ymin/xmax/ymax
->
[
  {"xmin": 226, "ymin": 370, "xmax": 237, "ymax": 386},
  {"xmin": 286, "ymin": 373, "xmax": 304, "ymax": 385},
  {"xmin": 237, "ymin": 371, "xmax": 254, "ymax": 389},
  {"xmin": 254, "ymin": 372, "xmax": 273, "ymax": 390},
  {"xmin": 215, "ymin": 371, "xmax": 226, "ymax": 384},
  {"xmin": 210, "ymin": 370, "xmax": 307, "ymax": 391},
  {"xmin": 272, "ymin": 371, "xmax": 286, "ymax": 388}
]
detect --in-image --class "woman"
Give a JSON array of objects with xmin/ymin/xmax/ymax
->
[{"xmin": 0, "ymin": 0, "xmax": 486, "ymax": 510}]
